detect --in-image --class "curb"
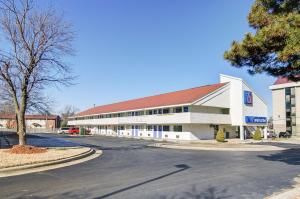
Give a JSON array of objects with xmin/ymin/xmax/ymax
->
[
  {"xmin": 0, "ymin": 147, "xmax": 95, "ymax": 174},
  {"xmin": 150, "ymin": 143, "xmax": 286, "ymax": 152}
]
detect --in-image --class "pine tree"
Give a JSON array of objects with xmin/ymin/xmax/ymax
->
[{"xmin": 224, "ymin": 0, "xmax": 300, "ymax": 80}]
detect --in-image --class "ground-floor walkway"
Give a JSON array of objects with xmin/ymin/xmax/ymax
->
[{"xmin": 1, "ymin": 134, "xmax": 300, "ymax": 198}]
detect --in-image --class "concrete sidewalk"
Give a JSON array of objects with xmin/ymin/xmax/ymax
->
[
  {"xmin": 151, "ymin": 142, "xmax": 286, "ymax": 151},
  {"xmin": 0, "ymin": 133, "xmax": 101, "ymax": 177}
]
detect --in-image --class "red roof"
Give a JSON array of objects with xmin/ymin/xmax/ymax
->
[
  {"xmin": 274, "ymin": 75, "xmax": 300, "ymax": 85},
  {"xmin": 76, "ymin": 83, "xmax": 228, "ymax": 116},
  {"xmin": 0, "ymin": 114, "xmax": 59, "ymax": 120},
  {"xmin": 274, "ymin": 77, "xmax": 293, "ymax": 85}
]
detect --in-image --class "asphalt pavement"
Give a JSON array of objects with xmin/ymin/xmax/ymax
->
[{"xmin": 1, "ymin": 134, "xmax": 300, "ymax": 199}]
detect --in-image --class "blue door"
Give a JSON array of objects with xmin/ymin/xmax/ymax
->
[
  {"xmin": 158, "ymin": 125, "xmax": 162, "ymax": 139},
  {"xmin": 153, "ymin": 126, "xmax": 157, "ymax": 138},
  {"xmin": 135, "ymin": 125, "xmax": 139, "ymax": 137}
]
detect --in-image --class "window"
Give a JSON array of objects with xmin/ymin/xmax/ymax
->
[
  {"xmin": 153, "ymin": 109, "xmax": 157, "ymax": 114},
  {"xmin": 158, "ymin": 109, "xmax": 162, "ymax": 114},
  {"xmin": 222, "ymin": 109, "xmax": 230, "ymax": 114},
  {"xmin": 183, "ymin": 106, "xmax": 189, "ymax": 112},
  {"xmin": 291, "ymin": 98, "xmax": 296, "ymax": 106},
  {"xmin": 174, "ymin": 107, "xmax": 182, "ymax": 113},
  {"xmin": 291, "ymin": 107, "xmax": 296, "ymax": 116},
  {"xmin": 147, "ymin": 125, "xmax": 153, "ymax": 131},
  {"xmin": 163, "ymin": 108, "xmax": 169, "ymax": 114},
  {"xmin": 291, "ymin": 87, "xmax": 295, "ymax": 96},
  {"xmin": 163, "ymin": 126, "xmax": 170, "ymax": 131},
  {"xmin": 148, "ymin": 110, "xmax": 153, "ymax": 115},
  {"xmin": 285, "ymin": 87, "xmax": 296, "ymax": 134},
  {"xmin": 173, "ymin": 125, "xmax": 182, "ymax": 132}
]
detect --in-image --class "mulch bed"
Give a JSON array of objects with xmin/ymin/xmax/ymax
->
[{"xmin": 8, "ymin": 145, "xmax": 47, "ymax": 154}]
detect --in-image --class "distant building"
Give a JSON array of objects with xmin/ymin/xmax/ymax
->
[
  {"xmin": 69, "ymin": 74, "xmax": 268, "ymax": 141},
  {"xmin": 0, "ymin": 114, "xmax": 61, "ymax": 129},
  {"xmin": 270, "ymin": 77, "xmax": 300, "ymax": 136}
]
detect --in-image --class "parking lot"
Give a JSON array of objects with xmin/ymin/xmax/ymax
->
[{"xmin": 1, "ymin": 134, "xmax": 300, "ymax": 199}]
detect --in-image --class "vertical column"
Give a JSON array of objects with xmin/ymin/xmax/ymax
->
[
  {"xmin": 263, "ymin": 127, "xmax": 268, "ymax": 139},
  {"xmin": 240, "ymin": 125, "xmax": 245, "ymax": 140}
]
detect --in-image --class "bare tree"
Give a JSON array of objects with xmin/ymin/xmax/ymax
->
[
  {"xmin": 0, "ymin": 0, "xmax": 74, "ymax": 145},
  {"xmin": 0, "ymin": 101, "xmax": 15, "ymax": 114},
  {"xmin": 60, "ymin": 105, "xmax": 79, "ymax": 127}
]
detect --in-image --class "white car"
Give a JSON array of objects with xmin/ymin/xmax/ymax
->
[{"xmin": 58, "ymin": 127, "xmax": 70, "ymax": 134}]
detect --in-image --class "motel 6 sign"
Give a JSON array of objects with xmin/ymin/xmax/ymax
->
[{"xmin": 244, "ymin": 91, "xmax": 253, "ymax": 106}]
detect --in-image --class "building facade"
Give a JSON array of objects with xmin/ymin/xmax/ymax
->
[
  {"xmin": 270, "ymin": 77, "xmax": 300, "ymax": 136},
  {"xmin": 69, "ymin": 74, "xmax": 268, "ymax": 141},
  {"xmin": 0, "ymin": 114, "xmax": 61, "ymax": 130}
]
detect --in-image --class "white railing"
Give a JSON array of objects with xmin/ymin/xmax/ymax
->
[
  {"xmin": 68, "ymin": 112, "xmax": 231, "ymax": 126},
  {"xmin": 90, "ymin": 129, "xmax": 194, "ymax": 141}
]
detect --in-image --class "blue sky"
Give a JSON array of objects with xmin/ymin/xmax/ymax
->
[{"xmin": 47, "ymin": 0, "xmax": 275, "ymax": 115}]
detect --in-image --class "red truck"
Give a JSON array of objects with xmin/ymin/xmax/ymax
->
[{"xmin": 69, "ymin": 127, "xmax": 80, "ymax": 134}]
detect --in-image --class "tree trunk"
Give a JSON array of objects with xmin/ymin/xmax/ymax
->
[
  {"xmin": 15, "ymin": 113, "xmax": 19, "ymax": 133},
  {"xmin": 17, "ymin": 111, "xmax": 26, "ymax": 145}
]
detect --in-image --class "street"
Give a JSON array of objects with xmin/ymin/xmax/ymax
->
[{"xmin": 1, "ymin": 134, "xmax": 300, "ymax": 199}]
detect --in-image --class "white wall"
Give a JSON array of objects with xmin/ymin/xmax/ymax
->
[
  {"xmin": 220, "ymin": 74, "xmax": 268, "ymax": 126},
  {"xmin": 183, "ymin": 124, "xmax": 214, "ymax": 140},
  {"xmin": 220, "ymin": 74, "xmax": 244, "ymax": 126},
  {"xmin": 242, "ymin": 82, "xmax": 268, "ymax": 126},
  {"xmin": 194, "ymin": 85, "xmax": 230, "ymax": 108}
]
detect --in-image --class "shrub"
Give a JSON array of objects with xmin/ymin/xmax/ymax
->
[
  {"xmin": 253, "ymin": 128, "xmax": 262, "ymax": 140},
  {"xmin": 216, "ymin": 129, "xmax": 225, "ymax": 142}
]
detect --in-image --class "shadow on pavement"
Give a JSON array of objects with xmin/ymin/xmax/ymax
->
[
  {"xmin": 96, "ymin": 164, "xmax": 190, "ymax": 199},
  {"xmin": 156, "ymin": 185, "xmax": 231, "ymax": 199},
  {"xmin": 15, "ymin": 183, "xmax": 231, "ymax": 199},
  {"xmin": 258, "ymin": 147, "xmax": 300, "ymax": 165}
]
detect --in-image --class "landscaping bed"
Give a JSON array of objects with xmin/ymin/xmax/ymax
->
[{"xmin": 0, "ymin": 147, "xmax": 90, "ymax": 169}]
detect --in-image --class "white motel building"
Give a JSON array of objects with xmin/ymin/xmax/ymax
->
[{"xmin": 69, "ymin": 74, "xmax": 268, "ymax": 141}]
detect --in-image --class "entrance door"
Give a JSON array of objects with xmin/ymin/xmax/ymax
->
[
  {"xmin": 117, "ymin": 126, "xmax": 120, "ymax": 136},
  {"xmin": 158, "ymin": 125, "xmax": 162, "ymax": 139},
  {"xmin": 153, "ymin": 125, "xmax": 157, "ymax": 138},
  {"xmin": 135, "ymin": 125, "xmax": 139, "ymax": 137},
  {"xmin": 113, "ymin": 126, "xmax": 117, "ymax": 135},
  {"xmin": 131, "ymin": 126, "xmax": 135, "ymax": 137}
]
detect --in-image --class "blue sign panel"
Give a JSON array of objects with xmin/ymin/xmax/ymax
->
[
  {"xmin": 245, "ymin": 116, "xmax": 267, "ymax": 124},
  {"xmin": 244, "ymin": 91, "xmax": 253, "ymax": 105}
]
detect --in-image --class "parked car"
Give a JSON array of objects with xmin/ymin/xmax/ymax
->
[
  {"xmin": 69, "ymin": 127, "xmax": 80, "ymax": 134},
  {"xmin": 278, "ymin": 131, "xmax": 291, "ymax": 138},
  {"xmin": 267, "ymin": 131, "xmax": 277, "ymax": 138},
  {"xmin": 58, "ymin": 127, "xmax": 70, "ymax": 134}
]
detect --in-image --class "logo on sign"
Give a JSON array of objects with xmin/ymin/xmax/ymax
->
[
  {"xmin": 245, "ymin": 116, "xmax": 267, "ymax": 124},
  {"xmin": 244, "ymin": 91, "xmax": 253, "ymax": 105}
]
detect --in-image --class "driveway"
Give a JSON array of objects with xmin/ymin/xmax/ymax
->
[{"xmin": 1, "ymin": 134, "xmax": 300, "ymax": 199}]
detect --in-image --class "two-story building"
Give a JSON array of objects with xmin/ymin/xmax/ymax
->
[{"xmin": 69, "ymin": 74, "xmax": 268, "ymax": 141}]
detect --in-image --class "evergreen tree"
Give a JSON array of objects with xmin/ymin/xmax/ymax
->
[{"xmin": 224, "ymin": 0, "xmax": 300, "ymax": 80}]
